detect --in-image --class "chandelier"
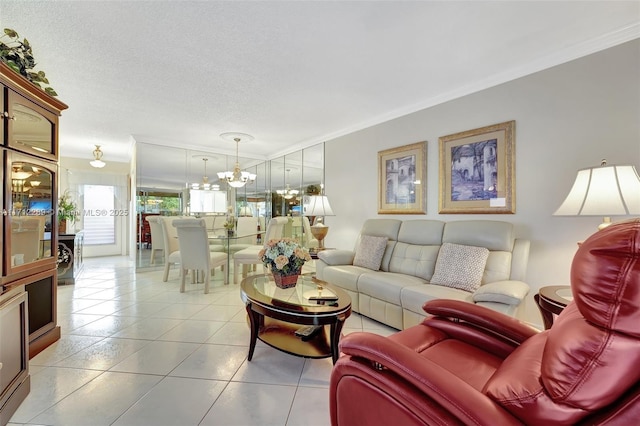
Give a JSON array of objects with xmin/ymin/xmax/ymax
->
[
  {"xmin": 90, "ymin": 145, "xmax": 106, "ymax": 168},
  {"xmin": 277, "ymin": 169, "xmax": 299, "ymax": 199},
  {"xmin": 217, "ymin": 133, "xmax": 257, "ymax": 188},
  {"xmin": 190, "ymin": 157, "xmax": 220, "ymax": 190}
]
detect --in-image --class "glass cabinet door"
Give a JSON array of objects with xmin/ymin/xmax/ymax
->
[
  {"xmin": 7, "ymin": 154, "xmax": 56, "ymax": 273},
  {"xmin": 6, "ymin": 90, "xmax": 57, "ymax": 160}
]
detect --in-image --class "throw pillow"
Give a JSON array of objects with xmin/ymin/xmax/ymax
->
[
  {"xmin": 353, "ymin": 235, "xmax": 388, "ymax": 271},
  {"xmin": 430, "ymin": 243, "xmax": 490, "ymax": 292}
]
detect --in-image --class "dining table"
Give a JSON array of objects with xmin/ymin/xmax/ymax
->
[{"xmin": 207, "ymin": 229, "xmax": 265, "ymax": 284}]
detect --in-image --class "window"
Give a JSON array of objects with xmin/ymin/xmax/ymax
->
[{"xmin": 83, "ymin": 185, "xmax": 115, "ymax": 245}]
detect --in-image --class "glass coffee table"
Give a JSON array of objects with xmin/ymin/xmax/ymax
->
[{"xmin": 240, "ymin": 274, "xmax": 352, "ymax": 364}]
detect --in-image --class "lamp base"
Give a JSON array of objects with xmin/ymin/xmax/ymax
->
[
  {"xmin": 598, "ymin": 217, "xmax": 612, "ymax": 230},
  {"xmin": 310, "ymin": 225, "xmax": 329, "ymax": 249}
]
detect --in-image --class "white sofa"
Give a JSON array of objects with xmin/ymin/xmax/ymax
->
[{"xmin": 316, "ymin": 219, "xmax": 530, "ymax": 330}]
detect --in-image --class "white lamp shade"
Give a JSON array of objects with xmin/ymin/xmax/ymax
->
[
  {"xmin": 554, "ymin": 164, "xmax": 640, "ymax": 216},
  {"xmin": 303, "ymin": 195, "xmax": 335, "ymax": 217}
]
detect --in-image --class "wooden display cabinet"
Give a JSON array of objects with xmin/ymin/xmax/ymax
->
[{"xmin": 0, "ymin": 62, "xmax": 68, "ymax": 422}]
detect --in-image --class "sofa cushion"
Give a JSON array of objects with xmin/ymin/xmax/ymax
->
[
  {"xmin": 401, "ymin": 284, "xmax": 474, "ymax": 316},
  {"xmin": 353, "ymin": 235, "xmax": 388, "ymax": 271},
  {"xmin": 430, "ymin": 243, "xmax": 489, "ymax": 292},
  {"xmin": 388, "ymin": 243, "xmax": 440, "ymax": 280},
  {"xmin": 357, "ymin": 272, "xmax": 426, "ymax": 305}
]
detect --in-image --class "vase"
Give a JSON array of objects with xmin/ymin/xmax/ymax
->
[
  {"xmin": 59, "ymin": 220, "xmax": 67, "ymax": 234},
  {"xmin": 273, "ymin": 272, "xmax": 300, "ymax": 289}
]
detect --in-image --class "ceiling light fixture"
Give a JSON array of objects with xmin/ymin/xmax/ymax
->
[
  {"xmin": 277, "ymin": 169, "xmax": 299, "ymax": 199},
  {"xmin": 90, "ymin": 145, "xmax": 106, "ymax": 168},
  {"xmin": 11, "ymin": 164, "xmax": 33, "ymax": 180},
  {"xmin": 217, "ymin": 132, "xmax": 256, "ymax": 188},
  {"xmin": 191, "ymin": 157, "xmax": 216, "ymax": 190}
]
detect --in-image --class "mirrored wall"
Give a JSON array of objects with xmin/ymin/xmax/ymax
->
[{"xmin": 135, "ymin": 142, "xmax": 325, "ymax": 270}]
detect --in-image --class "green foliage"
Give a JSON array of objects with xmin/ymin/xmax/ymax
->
[
  {"xmin": 58, "ymin": 191, "xmax": 78, "ymax": 224},
  {"xmin": 0, "ymin": 28, "xmax": 57, "ymax": 96}
]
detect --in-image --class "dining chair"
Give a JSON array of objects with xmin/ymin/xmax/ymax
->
[
  {"xmin": 233, "ymin": 216, "xmax": 288, "ymax": 284},
  {"xmin": 228, "ymin": 216, "xmax": 261, "ymax": 254},
  {"xmin": 160, "ymin": 216, "xmax": 184, "ymax": 282},
  {"xmin": 173, "ymin": 218, "xmax": 228, "ymax": 293},
  {"xmin": 145, "ymin": 215, "xmax": 164, "ymax": 265}
]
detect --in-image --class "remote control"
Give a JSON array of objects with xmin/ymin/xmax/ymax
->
[
  {"xmin": 308, "ymin": 296, "xmax": 339, "ymax": 303},
  {"xmin": 295, "ymin": 325, "xmax": 322, "ymax": 340}
]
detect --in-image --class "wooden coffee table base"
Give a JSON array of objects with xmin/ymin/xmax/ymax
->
[{"xmin": 245, "ymin": 302, "xmax": 348, "ymax": 364}]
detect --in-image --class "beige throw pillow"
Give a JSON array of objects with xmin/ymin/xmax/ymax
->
[
  {"xmin": 353, "ymin": 235, "xmax": 388, "ymax": 271},
  {"xmin": 430, "ymin": 243, "xmax": 489, "ymax": 292}
]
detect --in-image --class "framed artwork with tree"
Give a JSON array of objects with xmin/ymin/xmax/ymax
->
[{"xmin": 439, "ymin": 121, "xmax": 515, "ymax": 214}]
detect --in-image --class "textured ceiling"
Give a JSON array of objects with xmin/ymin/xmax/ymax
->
[{"xmin": 1, "ymin": 1, "xmax": 639, "ymax": 168}]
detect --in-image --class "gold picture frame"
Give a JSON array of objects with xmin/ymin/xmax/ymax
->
[
  {"xmin": 439, "ymin": 120, "xmax": 515, "ymax": 214},
  {"xmin": 378, "ymin": 141, "xmax": 427, "ymax": 214}
]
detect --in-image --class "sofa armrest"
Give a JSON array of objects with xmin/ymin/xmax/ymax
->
[
  {"xmin": 317, "ymin": 249, "xmax": 355, "ymax": 266},
  {"xmin": 338, "ymin": 332, "xmax": 522, "ymax": 425},
  {"xmin": 473, "ymin": 280, "xmax": 530, "ymax": 306},
  {"xmin": 423, "ymin": 299, "xmax": 538, "ymax": 344}
]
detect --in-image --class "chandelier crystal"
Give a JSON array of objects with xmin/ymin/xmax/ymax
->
[{"xmin": 217, "ymin": 133, "xmax": 256, "ymax": 188}]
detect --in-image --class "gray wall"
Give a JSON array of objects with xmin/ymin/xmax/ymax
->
[{"xmin": 323, "ymin": 39, "xmax": 640, "ymax": 327}]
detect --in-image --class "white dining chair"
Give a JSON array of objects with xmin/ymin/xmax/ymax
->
[
  {"xmin": 145, "ymin": 215, "xmax": 164, "ymax": 265},
  {"xmin": 160, "ymin": 216, "xmax": 184, "ymax": 282},
  {"xmin": 228, "ymin": 216, "xmax": 261, "ymax": 254},
  {"xmin": 233, "ymin": 216, "xmax": 288, "ymax": 284},
  {"xmin": 173, "ymin": 218, "xmax": 228, "ymax": 293}
]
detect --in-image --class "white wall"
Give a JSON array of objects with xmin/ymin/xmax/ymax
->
[{"xmin": 323, "ymin": 40, "xmax": 640, "ymax": 327}]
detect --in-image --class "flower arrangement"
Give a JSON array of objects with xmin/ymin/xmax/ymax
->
[
  {"xmin": 259, "ymin": 238, "xmax": 311, "ymax": 277},
  {"xmin": 223, "ymin": 217, "xmax": 236, "ymax": 230}
]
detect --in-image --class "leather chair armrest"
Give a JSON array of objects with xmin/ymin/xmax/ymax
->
[
  {"xmin": 339, "ymin": 332, "xmax": 522, "ymax": 426},
  {"xmin": 317, "ymin": 249, "xmax": 355, "ymax": 266},
  {"xmin": 473, "ymin": 280, "xmax": 530, "ymax": 305},
  {"xmin": 423, "ymin": 299, "xmax": 538, "ymax": 344}
]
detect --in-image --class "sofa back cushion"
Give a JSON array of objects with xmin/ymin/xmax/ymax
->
[
  {"xmin": 444, "ymin": 220, "xmax": 515, "ymax": 283},
  {"xmin": 443, "ymin": 220, "xmax": 514, "ymax": 251},
  {"xmin": 483, "ymin": 251, "xmax": 513, "ymax": 283},
  {"xmin": 387, "ymin": 220, "xmax": 445, "ymax": 279}
]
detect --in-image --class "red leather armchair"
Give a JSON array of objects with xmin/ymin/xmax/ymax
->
[{"xmin": 330, "ymin": 218, "xmax": 640, "ymax": 426}]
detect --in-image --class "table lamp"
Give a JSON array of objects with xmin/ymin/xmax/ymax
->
[
  {"xmin": 554, "ymin": 159, "xmax": 640, "ymax": 230},
  {"xmin": 303, "ymin": 195, "xmax": 335, "ymax": 249}
]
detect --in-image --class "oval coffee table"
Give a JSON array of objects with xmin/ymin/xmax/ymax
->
[{"xmin": 240, "ymin": 274, "xmax": 352, "ymax": 364}]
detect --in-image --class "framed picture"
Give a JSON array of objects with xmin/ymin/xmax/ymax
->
[
  {"xmin": 378, "ymin": 141, "xmax": 427, "ymax": 214},
  {"xmin": 439, "ymin": 120, "xmax": 515, "ymax": 214}
]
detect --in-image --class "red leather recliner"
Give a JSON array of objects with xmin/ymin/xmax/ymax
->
[{"xmin": 330, "ymin": 218, "xmax": 640, "ymax": 425}]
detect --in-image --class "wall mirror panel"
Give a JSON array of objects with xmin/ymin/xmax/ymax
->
[{"xmin": 135, "ymin": 141, "xmax": 325, "ymax": 270}]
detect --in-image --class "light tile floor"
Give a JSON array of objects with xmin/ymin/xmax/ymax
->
[{"xmin": 9, "ymin": 256, "xmax": 397, "ymax": 426}]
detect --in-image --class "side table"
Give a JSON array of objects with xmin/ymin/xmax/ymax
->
[{"xmin": 534, "ymin": 285, "xmax": 573, "ymax": 330}]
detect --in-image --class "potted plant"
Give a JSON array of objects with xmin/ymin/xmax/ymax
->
[
  {"xmin": 259, "ymin": 238, "xmax": 311, "ymax": 289},
  {"xmin": 58, "ymin": 191, "xmax": 77, "ymax": 234},
  {"xmin": 0, "ymin": 28, "xmax": 57, "ymax": 96}
]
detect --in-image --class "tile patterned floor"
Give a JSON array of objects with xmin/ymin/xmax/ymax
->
[{"xmin": 9, "ymin": 256, "xmax": 396, "ymax": 426}]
